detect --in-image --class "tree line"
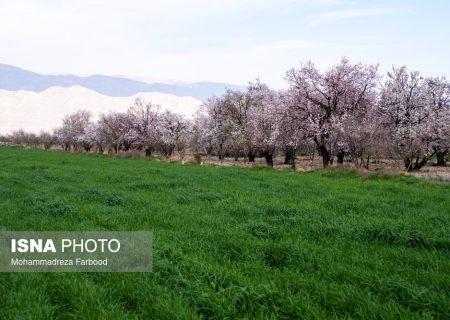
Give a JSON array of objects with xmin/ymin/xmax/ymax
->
[{"xmin": 2, "ymin": 58, "xmax": 449, "ymax": 171}]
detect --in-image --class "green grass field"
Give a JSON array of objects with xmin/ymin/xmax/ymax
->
[{"xmin": 0, "ymin": 146, "xmax": 449, "ymax": 319}]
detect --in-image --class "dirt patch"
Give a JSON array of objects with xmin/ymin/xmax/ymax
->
[{"xmin": 407, "ymin": 166, "xmax": 450, "ymax": 183}]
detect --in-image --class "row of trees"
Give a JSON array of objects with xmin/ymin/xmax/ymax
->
[
  {"xmin": 5, "ymin": 100, "xmax": 191, "ymax": 159},
  {"xmin": 192, "ymin": 59, "xmax": 449, "ymax": 171},
  {"xmin": 54, "ymin": 101, "xmax": 191, "ymax": 158},
  {"xmin": 2, "ymin": 59, "xmax": 449, "ymax": 171}
]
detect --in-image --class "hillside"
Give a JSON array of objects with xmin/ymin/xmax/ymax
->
[{"xmin": 0, "ymin": 86, "xmax": 202, "ymax": 133}]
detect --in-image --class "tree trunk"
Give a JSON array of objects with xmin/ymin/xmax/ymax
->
[
  {"xmin": 434, "ymin": 147, "xmax": 448, "ymax": 166},
  {"xmin": 284, "ymin": 147, "xmax": 295, "ymax": 165},
  {"xmin": 145, "ymin": 148, "xmax": 152, "ymax": 157},
  {"xmin": 248, "ymin": 151, "xmax": 256, "ymax": 162},
  {"xmin": 318, "ymin": 144, "xmax": 330, "ymax": 168},
  {"xmin": 404, "ymin": 152, "xmax": 435, "ymax": 171},
  {"xmin": 283, "ymin": 147, "xmax": 296, "ymax": 168},
  {"xmin": 218, "ymin": 144, "xmax": 224, "ymax": 161},
  {"xmin": 404, "ymin": 156, "xmax": 412, "ymax": 171},
  {"xmin": 412, "ymin": 158, "xmax": 429, "ymax": 171},
  {"xmin": 264, "ymin": 152, "xmax": 274, "ymax": 167},
  {"xmin": 336, "ymin": 150, "xmax": 345, "ymax": 165},
  {"xmin": 309, "ymin": 148, "xmax": 315, "ymax": 163},
  {"xmin": 364, "ymin": 154, "xmax": 370, "ymax": 170}
]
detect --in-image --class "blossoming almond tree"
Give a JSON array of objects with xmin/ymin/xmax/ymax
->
[
  {"xmin": 336, "ymin": 104, "xmax": 381, "ymax": 169},
  {"xmin": 378, "ymin": 67, "xmax": 450, "ymax": 171},
  {"xmin": 286, "ymin": 58, "xmax": 379, "ymax": 168},
  {"xmin": 425, "ymin": 76, "xmax": 450, "ymax": 166},
  {"xmin": 247, "ymin": 80, "xmax": 282, "ymax": 167},
  {"xmin": 157, "ymin": 110, "xmax": 191, "ymax": 158},
  {"xmin": 54, "ymin": 110, "xmax": 92, "ymax": 151},
  {"xmin": 127, "ymin": 98, "xmax": 160, "ymax": 157},
  {"xmin": 97, "ymin": 112, "xmax": 131, "ymax": 153},
  {"xmin": 220, "ymin": 89, "xmax": 254, "ymax": 161},
  {"xmin": 203, "ymin": 96, "xmax": 234, "ymax": 160},
  {"xmin": 191, "ymin": 107, "xmax": 215, "ymax": 156}
]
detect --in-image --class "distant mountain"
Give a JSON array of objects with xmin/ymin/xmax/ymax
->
[
  {"xmin": 0, "ymin": 86, "xmax": 203, "ymax": 133},
  {"xmin": 0, "ymin": 64, "xmax": 245, "ymax": 100}
]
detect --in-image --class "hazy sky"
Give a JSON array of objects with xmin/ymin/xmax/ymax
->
[{"xmin": 1, "ymin": 0, "xmax": 449, "ymax": 87}]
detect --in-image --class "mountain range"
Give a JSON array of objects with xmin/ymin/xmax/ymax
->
[
  {"xmin": 0, "ymin": 63, "xmax": 247, "ymax": 133},
  {"xmin": 0, "ymin": 64, "xmax": 244, "ymax": 100}
]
